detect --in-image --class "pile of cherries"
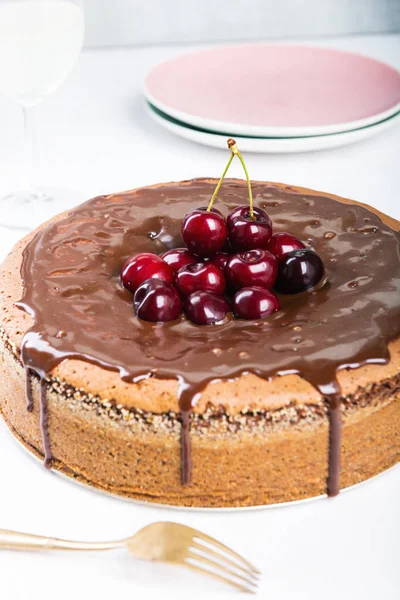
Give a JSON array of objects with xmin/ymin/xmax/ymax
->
[{"xmin": 121, "ymin": 141, "xmax": 325, "ymax": 325}]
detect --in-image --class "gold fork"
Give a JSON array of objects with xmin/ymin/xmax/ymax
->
[{"xmin": 0, "ymin": 521, "xmax": 260, "ymax": 594}]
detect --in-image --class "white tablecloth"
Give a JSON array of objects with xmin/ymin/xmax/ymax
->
[{"xmin": 0, "ymin": 34, "xmax": 399, "ymax": 600}]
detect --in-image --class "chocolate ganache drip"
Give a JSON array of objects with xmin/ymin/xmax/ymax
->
[{"xmin": 16, "ymin": 180, "xmax": 400, "ymax": 497}]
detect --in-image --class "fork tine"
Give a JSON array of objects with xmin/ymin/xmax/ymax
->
[
  {"xmin": 192, "ymin": 531, "xmax": 261, "ymax": 575},
  {"xmin": 187, "ymin": 550, "xmax": 258, "ymax": 588},
  {"xmin": 184, "ymin": 560, "xmax": 257, "ymax": 594},
  {"xmin": 191, "ymin": 540, "xmax": 260, "ymax": 581}
]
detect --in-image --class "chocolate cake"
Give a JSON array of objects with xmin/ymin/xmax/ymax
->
[{"xmin": 0, "ymin": 179, "xmax": 399, "ymax": 507}]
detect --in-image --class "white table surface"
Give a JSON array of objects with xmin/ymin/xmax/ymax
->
[{"xmin": 0, "ymin": 34, "xmax": 399, "ymax": 600}]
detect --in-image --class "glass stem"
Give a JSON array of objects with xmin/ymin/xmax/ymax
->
[{"xmin": 22, "ymin": 106, "xmax": 39, "ymax": 191}]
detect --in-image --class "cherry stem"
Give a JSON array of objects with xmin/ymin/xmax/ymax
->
[
  {"xmin": 228, "ymin": 138, "xmax": 254, "ymax": 219},
  {"xmin": 235, "ymin": 149, "xmax": 254, "ymax": 220},
  {"xmin": 207, "ymin": 152, "xmax": 234, "ymax": 212},
  {"xmin": 207, "ymin": 138, "xmax": 254, "ymax": 218}
]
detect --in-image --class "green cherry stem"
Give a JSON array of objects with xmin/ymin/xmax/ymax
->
[
  {"xmin": 228, "ymin": 138, "xmax": 254, "ymax": 219},
  {"xmin": 206, "ymin": 150, "xmax": 235, "ymax": 212},
  {"xmin": 207, "ymin": 138, "xmax": 254, "ymax": 218}
]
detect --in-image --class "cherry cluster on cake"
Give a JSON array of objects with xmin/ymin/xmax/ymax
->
[{"xmin": 121, "ymin": 139, "xmax": 325, "ymax": 325}]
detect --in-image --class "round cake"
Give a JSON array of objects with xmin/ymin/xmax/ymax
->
[{"xmin": 0, "ymin": 179, "xmax": 399, "ymax": 507}]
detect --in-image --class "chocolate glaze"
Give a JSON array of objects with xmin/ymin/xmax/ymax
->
[
  {"xmin": 16, "ymin": 180, "xmax": 400, "ymax": 497},
  {"xmin": 180, "ymin": 410, "xmax": 192, "ymax": 486},
  {"xmin": 39, "ymin": 378, "xmax": 52, "ymax": 469},
  {"xmin": 25, "ymin": 367, "xmax": 33, "ymax": 412}
]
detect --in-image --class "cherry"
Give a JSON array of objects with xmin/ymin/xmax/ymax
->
[
  {"xmin": 225, "ymin": 249, "xmax": 278, "ymax": 290},
  {"xmin": 227, "ymin": 205, "xmax": 272, "ymax": 251},
  {"xmin": 184, "ymin": 291, "xmax": 230, "ymax": 325},
  {"xmin": 209, "ymin": 252, "xmax": 230, "ymax": 271},
  {"xmin": 233, "ymin": 287, "xmax": 280, "ymax": 320},
  {"xmin": 275, "ymin": 249, "xmax": 325, "ymax": 294},
  {"xmin": 197, "ymin": 206, "xmax": 223, "ymax": 216},
  {"xmin": 175, "ymin": 262, "xmax": 226, "ymax": 297},
  {"xmin": 181, "ymin": 209, "xmax": 228, "ymax": 258},
  {"xmin": 133, "ymin": 279, "xmax": 182, "ymax": 322},
  {"xmin": 161, "ymin": 248, "xmax": 197, "ymax": 272},
  {"xmin": 121, "ymin": 252, "xmax": 174, "ymax": 292},
  {"xmin": 267, "ymin": 232, "xmax": 305, "ymax": 260}
]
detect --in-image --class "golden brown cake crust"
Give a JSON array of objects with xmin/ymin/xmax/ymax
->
[
  {"xmin": 1, "ymin": 340, "xmax": 399, "ymax": 507},
  {"xmin": 0, "ymin": 180, "xmax": 399, "ymax": 507}
]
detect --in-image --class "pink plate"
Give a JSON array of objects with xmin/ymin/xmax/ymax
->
[{"xmin": 144, "ymin": 44, "xmax": 400, "ymax": 137}]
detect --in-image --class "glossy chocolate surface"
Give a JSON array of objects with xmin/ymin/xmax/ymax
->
[{"xmin": 17, "ymin": 180, "xmax": 400, "ymax": 496}]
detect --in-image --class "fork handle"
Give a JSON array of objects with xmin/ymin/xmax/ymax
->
[{"xmin": 0, "ymin": 529, "xmax": 124, "ymax": 552}]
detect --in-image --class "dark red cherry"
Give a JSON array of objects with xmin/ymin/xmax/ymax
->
[
  {"xmin": 228, "ymin": 205, "xmax": 271, "ymax": 228},
  {"xmin": 182, "ymin": 209, "xmax": 228, "ymax": 258},
  {"xmin": 197, "ymin": 206, "xmax": 223, "ymax": 216},
  {"xmin": 225, "ymin": 249, "xmax": 278, "ymax": 290},
  {"xmin": 275, "ymin": 249, "xmax": 325, "ymax": 294},
  {"xmin": 133, "ymin": 279, "xmax": 182, "ymax": 322},
  {"xmin": 227, "ymin": 205, "xmax": 272, "ymax": 251},
  {"xmin": 121, "ymin": 252, "xmax": 174, "ymax": 292},
  {"xmin": 233, "ymin": 287, "xmax": 280, "ymax": 320},
  {"xmin": 267, "ymin": 232, "xmax": 306, "ymax": 260},
  {"xmin": 175, "ymin": 262, "xmax": 226, "ymax": 297},
  {"xmin": 161, "ymin": 248, "xmax": 197, "ymax": 272},
  {"xmin": 209, "ymin": 252, "xmax": 230, "ymax": 271},
  {"xmin": 184, "ymin": 291, "xmax": 230, "ymax": 325}
]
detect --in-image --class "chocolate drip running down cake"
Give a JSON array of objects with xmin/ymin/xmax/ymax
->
[{"xmin": 0, "ymin": 179, "xmax": 399, "ymax": 507}]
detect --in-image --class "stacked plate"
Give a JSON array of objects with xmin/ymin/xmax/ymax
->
[{"xmin": 144, "ymin": 44, "xmax": 400, "ymax": 153}]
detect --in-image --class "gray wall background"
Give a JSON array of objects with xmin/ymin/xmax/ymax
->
[{"xmin": 83, "ymin": 0, "xmax": 400, "ymax": 47}]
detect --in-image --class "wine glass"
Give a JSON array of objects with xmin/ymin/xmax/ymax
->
[{"xmin": 0, "ymin": 0, "xmax": 85, "ymax": 230}]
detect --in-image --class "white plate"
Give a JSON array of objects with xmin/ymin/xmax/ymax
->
[
  {"xmin": 144, "ymin": 44, "xmax": 400, "ymax": 138},
  {"xmin": 146, "ymin": 101, "xmax": 400, "ymax": 154}
]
